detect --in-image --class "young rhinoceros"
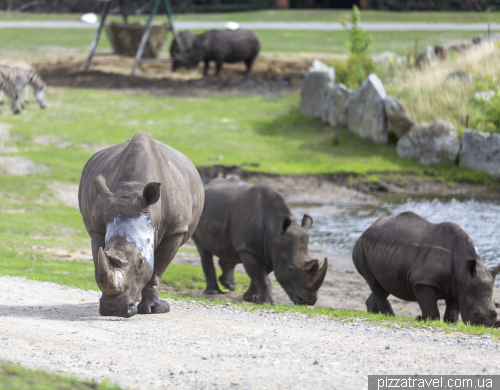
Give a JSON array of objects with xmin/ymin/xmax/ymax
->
[
  {"xmin": 169, "ymin": 30, "xmax": 197, "ymax": 72},
  {"xmin": 173, "ymin": 29, "xmax": 260, "ymax": 76},
  {"xmin": 353, "ymin": 211, "xmax": 500, "ymax": 327},
  {"xmin": 79, "ymin": 132, "xmax": 204, "ymax": 318},
  {"xmin": 192, "ymin": 178, "xmax": 328, "ymax": 305}
]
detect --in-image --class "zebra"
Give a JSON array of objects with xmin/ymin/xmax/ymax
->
[
  {"xmin": 0, "ymin": 71, "xmax": 20, "ymax": 114},
  {"xmin": 0, "ymin": 61, "xmax": 46, "ymax": 109}
]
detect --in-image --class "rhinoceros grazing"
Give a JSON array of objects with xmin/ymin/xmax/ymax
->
[
  {"xmin": 79, "ymin": 132, "xmax": 204, "ymax": 318},
  {"xmin": 353, "ymin": 212, "xmax": 500, "ymax": 327},
  {"xmin": 192, "ymin": 178, "xmax": 328, "ymax": 305}
]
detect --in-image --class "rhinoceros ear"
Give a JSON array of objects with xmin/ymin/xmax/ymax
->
[
  {"xmin": 94, "ymin": 174, "xmax": 113, "ymax": 198},
  {"xmin": 489, "ymin": 264, "xmax": 500, "ymax": 279},
  {"xmin": 466, "ymin": 259, "xmax": 477, "ymax": 277},
  {"xmin": 141, "ymin": 182, "xmax": 161, "ymax": 207},
  {"xmin": 281, "ymin": 216, "xmax": 292, "ymax": 233},
  {"xmin": 301, "ymin": 214, "xmax": 313, "ymax": 230}
]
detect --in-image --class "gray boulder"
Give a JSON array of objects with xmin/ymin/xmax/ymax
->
[
  {"xmin": 472, "ymin": 33, "xmax": 500, "ymax": 45},
  {"xmin": 322, "ymin": 83, "xmax": 352, "ymax": 127},
  {"xmin": 446, "ymin": 70, "xmax": 472, "ymax": 84},
  {"xmin": 300, "ymin": 60, "xmax": 335, "ymax": 118},
  {"xmin": 384, "ymin": 96, "xmax": 416, "ymax": 138},
  {"xmin": 347, "ymin": 74, "xmax": 388, "ymax": 144},
  {"xmin": 415, "ymin": 45, "xmax": 436, "ymax": 69},
  {"xmin": 397, "ymin": 120, "xmax": 460, "ymax": 165},
  {"xmin": 460, "ymin": 129, "xmax": 500, "ymax": 179}
]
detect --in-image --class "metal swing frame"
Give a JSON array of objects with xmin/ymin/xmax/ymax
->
[{"xmin": 84, "ymin": 0, "xmax": 187, "ymax": 75}]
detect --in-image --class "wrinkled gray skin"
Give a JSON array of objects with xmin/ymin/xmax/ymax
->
[
  {"xmin": 173, "ymin": 29, "xmax": 260, "ymax": 76},
  {"xmin": 353, "ymin": 212, "xmax": 500, "ymax": 327},
  {"xmin": 79, "ymin": 132, "xmax": 204, "ymax": 318},
  {"xmin": 192, "ymin": 178, "xmax": 328, "ymax": 305},
  {"xmin": 170, "ymin": 30, "xmax": 197, "ymax": 72}
]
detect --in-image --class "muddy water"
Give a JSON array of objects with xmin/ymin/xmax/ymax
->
[{"xmin": 292, "ymin": 191, "xmax": 500, "ymax": 269}]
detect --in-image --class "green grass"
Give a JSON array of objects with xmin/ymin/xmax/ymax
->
[
  {"xmin": 0, "ymin": 88, "xmax": 492, "ymax": 183},
  {"xmin": 0, "ymin": 361, "xmax": 120, "ymax": 390},
  {"xmin": 2, "ymin": 10, "xmax": 500, "ymax": 24},
  {"xmin": 0, "ymin": 27, "xmax": 496, "ymax": 58}
]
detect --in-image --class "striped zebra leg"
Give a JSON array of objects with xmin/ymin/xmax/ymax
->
[
  {"xmin": 0, "ymin": 90, "xmax": 3, "ymax": 105},
  {"xmin": 16, "ymin": 82, "xmax": 25, "ymax": 109},
  {"xmin": 24, "ymin": 85, "xmax": 29, "ymax": 105},
  {"xmin": 0, "ymin": 73, "xmax": 20, "ymax": 115}
]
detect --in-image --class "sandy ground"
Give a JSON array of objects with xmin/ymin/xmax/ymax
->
[
  {"xmin": 0, "ymin": 276, "xmax": 499, "ymax": 390},
  {"xmin": 26, "ymin": 53, "xmax": 343, "ymax": 95}
]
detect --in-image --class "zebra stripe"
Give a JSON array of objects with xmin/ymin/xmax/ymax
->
[
  {"xmin": 0, "ymin": 71, "xmax": 20, "ymax": 115},
  {"xmin": 0, "ymin": 61, "xmax": 46, "ymax": 109}
]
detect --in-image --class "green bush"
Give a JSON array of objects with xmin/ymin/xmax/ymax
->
[
  {"xmin": 473, "ymin": 76, "xmax": 500, "ymax": 133},
  {"xmin": 332, "ymin": 5, "xmax": 375, "ymax": 89}
]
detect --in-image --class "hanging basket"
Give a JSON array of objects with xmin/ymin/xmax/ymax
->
[{"xmin": 106, "ymin": 22, "xmax": 169, "ymax": 58}]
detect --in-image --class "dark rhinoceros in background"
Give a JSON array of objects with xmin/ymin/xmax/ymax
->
[
  {"xmin": 78, "ymin": 132, "xmax": 204, "ymax": 318},
  {"xmin": 192, "ymin": 178, "xmax": 328, "ymax": 305},
  {"xmin": 173, "ymin": 29, "xmax": 260, "ymax": 76},
  {"xmin": 170, "ymin": 30, "xmax": 197, "ymax": 72},
  {"xmin": 353, "ymin": 211, "xmax": 500, "ymax": 327}
]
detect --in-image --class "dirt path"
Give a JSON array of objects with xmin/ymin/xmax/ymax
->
[{"xmin": 0, "ymin": 276, "xmax": 499, "ymax": 390}]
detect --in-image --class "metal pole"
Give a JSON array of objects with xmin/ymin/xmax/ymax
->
[
  {"xmin": 162, "ymin": 0, "xmax": 185, "ymax": 52},
  {"xmin": 117, "ymin": 0, "xmax": 129, "ymax": 24},
  {"xmin": 175, "ymin": 0, "xmax": 191, "ymax": 15},
  {"xmin": 84, "ymin": 1, "xmax": 112, "ymax": 71},
  {"xmin": 132, "ymin": 0, "xmax": 161, "ymax": 74}
]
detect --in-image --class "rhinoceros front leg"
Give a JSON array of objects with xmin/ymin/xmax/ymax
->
[
  {"xmin": 240, "ymin": 252, "xmax": 274, "ymax": 305},
  {"xmin": 443, "ymin": 298, "xmax": 460, "ymax": 323},
  {"xmin": 219, "ymin": 259, "xmax": 236, "ymax": 291},
  {"xmin": 138, "ymin": 234, "xmax": 184, "ymax": 315},
  {"xmin": 413, "ymin": 285, "xmax": 440, "ymax": 321}
]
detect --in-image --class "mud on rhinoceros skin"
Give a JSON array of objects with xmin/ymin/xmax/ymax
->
[
  {"xmin": 78, "ymin": 132, "xmax": 204, "ymax": 318},
  {"xmin": 192, "ymin": 178, "xmax": 328, "ymax": 306},
  {"xmin": 353, "ymin": 211, "xmax": 500, "ymax": 327}
]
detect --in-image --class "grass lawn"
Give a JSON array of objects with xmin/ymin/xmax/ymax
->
[
  {"xmin": 2, "ymin": 10, "xmax": 500, "ymax": 24},
  {"xmin": 0, "ymin": 27, "xmax": 496, "ymax": 58},
  {"xmin": 0, "ymin": 361, "xmax": 120, "ymax": 390}
]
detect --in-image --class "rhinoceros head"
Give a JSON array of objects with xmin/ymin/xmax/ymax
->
[
  {"xmin": 94, "ymin": 175, "xmax": 160, "ymax": 318},
  {"xmin": 459, "ymin": 260, "xmax": 500, "ymax": 328},
  {"xmin": 272, "ymin": 214, "xmax": 328, "ymax": 306},
  {"xmin": 172, "ymin": 50, "xmax": 201, "ymax": 70}
]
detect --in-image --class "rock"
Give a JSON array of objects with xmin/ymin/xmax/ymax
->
[
  {"xmin": 434, "ymin": 42, "xmax": 473, "ymax": 59},
  {"xmin": 397, "ymin": 120, "xmax": 460, "ymax": 165},
  {"xmin": 459, "ymin": 129, "xmax": 500, "ymax": 179},
  {"xmin": 446, "ymin": 70, "xmax": 472, "ymax": 83},
  {"xmin": 300, "ymin": 60, "xmax": 335, "ymax": 118},
  {"xmin": 384, "ymin": 96, "xmax": 416, "ymax": 138},
  {"xmin": 472, "ymin": 33, "xmax": 500, "ymax": 45},
  {"xmin": 322, "ymin": 83, "xmax": 352, "ymax": 127},
  {"xmin": 474, "ymin": 90, "xmax": 495, "ymax": 102},
  {"xmin": 347, "ymin": 74, "xmax": 388, "ymax": 144},
  {"xmin": 415, "ymin": 45, "xmax": 436, "ymax": 69}
]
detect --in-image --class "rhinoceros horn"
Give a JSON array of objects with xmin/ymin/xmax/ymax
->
[
  {"xmin": 97, "ymin": 247, "xmax": 122, "ymax": 294},
  {"xmin": 490, "ymin": 264, "xmax": 500, "ymax": 279},
  {"xmin": 306, "ymin": 258, "xmax": 328, "ymax": 292}
]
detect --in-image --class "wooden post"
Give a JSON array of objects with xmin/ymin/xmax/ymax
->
[
  {"xmin": 132, "ymin": 0, "xmax": 161, "ymax": 75},
  {"xmin": 414, "ymin": 39, "xmax": 418, "ymax": 66},
  {"xmin": 84, "ymin": 0, "xmax": 112, "ymax": 71},
  {"xmin": 117, "ymin": 0, "xmax": 128, "ymax": 24},
  {"xmin": 488, "ymin": 22, "xmax": 491, "ymax": 37},
  {"xmin": 465, "ymin": 115, "xmax": 469, "ymax": 129}
]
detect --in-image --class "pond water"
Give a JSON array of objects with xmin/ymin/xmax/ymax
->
[{"xmin": 293, "ymin": 190, "xmax": 500, "ymax": 269}]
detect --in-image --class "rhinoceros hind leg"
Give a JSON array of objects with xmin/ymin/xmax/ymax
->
[
  {"xmin": 219, "ymin": 259, "xmax": 236, "ymax": 291},
  {"xmin": 138, "ymin": 296, "xmax": 170, "ymax": 314},
  {"xmin": 413, "ymin": 285, "xmax": 440, "ymax": 321},
  {"xmin": 443, "ymin": 298, "xmax": 459, "ymax": 323},
  {"xmin": 244, "ymin": 57, "xmax": 255, "ymax": 75}
]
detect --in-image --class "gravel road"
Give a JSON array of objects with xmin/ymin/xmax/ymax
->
[{"xmin": 0, "ymin": 276, "xmax": 499, "ymax": 390}]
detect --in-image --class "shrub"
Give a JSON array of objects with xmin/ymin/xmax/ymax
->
[{"xmin": 473, "ymin": 75, "xmax": 500, "ymax": 133}]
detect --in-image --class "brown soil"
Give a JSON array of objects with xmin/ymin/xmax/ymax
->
[{"xmin": 31, "ymin": 53, "xmax": 342, "ymax": 95}]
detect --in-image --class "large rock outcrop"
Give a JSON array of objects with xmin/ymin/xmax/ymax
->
[
  {"xmin": 300, "ymin": 60, "xmax": 335, "ymax": 118},
  {"xmin": 322, "ymin": 83, "xmax": 352, "ymax": 127},
  {"xmin": 397, "ymin": 120, "xmax": 460, "ymax": 165},
  {"xmin": 347, "ymin": 74, "xmax": 388, "ymax": 144},
  {"xmin": 384, "ymin": 96, "xmax": 416, "ymax": 138},
  {"xmin": 460, "ymin": 129, "xmax": 500, "ymax": 179}
]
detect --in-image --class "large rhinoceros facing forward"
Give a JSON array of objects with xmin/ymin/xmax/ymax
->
[
  {"xmin": 79, "ymin": 132, "xmax": 204, "ymax": 318},
  {"xmin": 353, "ymin": 212, "xmax": 500, "ymax": 327},
  {"xmin": 192, "ymin": 178, "xmax": 327, "ymax": 305}
]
